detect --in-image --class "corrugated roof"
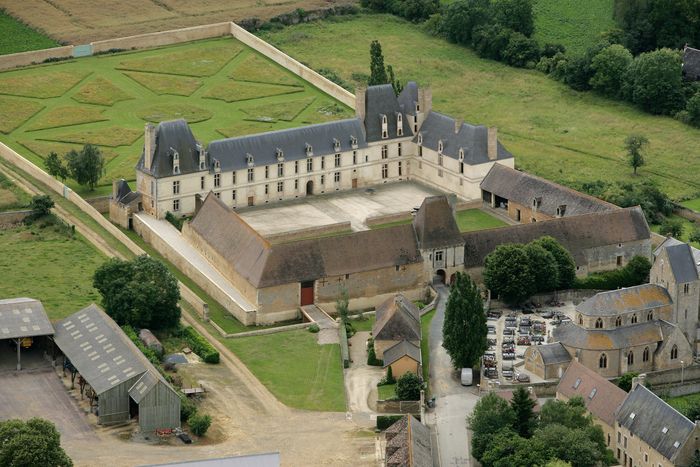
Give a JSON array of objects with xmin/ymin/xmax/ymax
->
[
  {"xmin": 137, "ymin": 120, "xmax": 201, "ymax": 178},
  {"xmin": 535, "ymin": 342, "xmax": 572, "ymax": 364},
  {"xmin": 683, "ymin": 46, "xmax": 700, "ymax": 80},
  {"xmin": 383, "ymin": 339, "xmax": 421, "ymax": 367},
  {"xmin": 363, "ymin": 84, "xmax": 412, "ymax": 142},
  {"xmin": 0, "ymin": 297, "xmax": 54, "ymax": 339},
  {"xmin": 617, "ymin": 384, "xmax": 696, "ymax": 462},
  {"xmin": 557, "ymin": 361, "xmax": 627, "ymax": 426},
  {"xmin": 480, "ymin": 164, "xmax": 616, "ymax": 217},
  {"xmin": 128, "ymin": 370, "xmax": 159, "ymax": 404},
  {"xmin": 576, "ymin": 284, "xmax": 672, "ymax": 317},
  {"xmin": 413, "ymin": 195, "xmax": 463, "ymax": 250},
  {"xmin": 139, "ymin": 453, "xmax": 280, "ymax": 467},
  {"xmin": 665, "ymin": 243, "xmax": 699, "ymax": 284},
  {"xmin": 373, "ymin": 294, "xmax": 421, "ymax": 342},
  {"xmin": 553, "ymin": 320, "xmax": 666, "ymax": 350},
  {"xmin": 413, "ymin": 111, "xmax": 513, "ymax": 164},
  {"xmin": 54, "ymin": 305, "xmax": 153, "ymax": 394},
  {"xmin": 463, "ymin": 206, "xmax": 651, "ymax": 267}
]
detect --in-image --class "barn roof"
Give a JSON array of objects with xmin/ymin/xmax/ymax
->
[
  {"xmin": 480, "ymin": 164, "xmax": 616, "ymax": 217},
  {"xmin": 683, "ymin": 46, "xmax": 700, "ymax": 80},
  {"xmin": 373, "ymin": 294, "xmax": 421, "ymax": 342},
  {"xmin": 462, "ymin": 206, "xmax": 650, "ymax": 267},
  {"xmin": 383, "ymin": 339, "xmax": 421, "ymax": 367},
  {"xmin": 617, "ymin": 384, "xmax": 696, "ymax": 462},
  {"xmin": 576, "ymin": 284, "xmax": 672, "ymax": 317},
  {"xmin": 0, "ymin": 297, "xmax": 54, "ymax": 339},
  {"xmin": 412, "ymin": 195, "xmax": 462, "ymax": 250},
  {"xmin": 553, "ymin": 320, "xmax": 671, "ymax": 351},
  {"xmin": 557, "ymin": 361, "xmax": 627, "ymax": 426}
]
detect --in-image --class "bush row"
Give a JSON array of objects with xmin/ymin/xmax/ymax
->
[
  {"xmin": 240, "ymin": 5, "xmax": 360, "ymax": 32},
  {"xmin": 181, "ymin": 326, "xmax": 220, "ymax": 364}
]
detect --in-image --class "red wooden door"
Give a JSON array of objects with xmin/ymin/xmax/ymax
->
[{"xmin": 300, "ymin": 282, "xmax": 314, "ymax": 305}]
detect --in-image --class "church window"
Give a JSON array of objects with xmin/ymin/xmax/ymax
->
[
  {"xmin": 173, "ymin": 199, "xmax": 179, "ymax": 212},
  {"xmin": 595, "ymin": 318, "xmax": 603, "ymax": 329},
  {"xmin": 599, "ymin": 353, "xmax": 607, "ymax": 368},
  {"xmin": 631, "ymin": 314, "xmax": 637, "ymax": 324},
  {"xmin": 247, "ymin": 168, "xmax": 254, "ymax": 182},
  {"xmin": 381, "ymin": 145, "xmax": 388, "ymax": 159},
  {"xmin": 382, "ymin": 164, "xmax": 388, "ymax": 179},
  {"xmin": 671, "ymin": 345, "xmax": 678, "ymax": 360},
  {"xmin": 214, "ymin": 173, "xmax": 220, "ymax": 188},
  {"xmin": 627, "ymin": 351, "xmax": 634, "ymax": 365},
  {"xmin": 616, "ymin": 316, "xmax": 622, "ymax": 327},
  {"xmin": 173, "ymin": 181, "xmax": 179, "ymax": 195},
  {"xmin": 335, "ymin": 153, "xmax": 341, "ymax": 168},
  {"xmin": 643, "ymin": 347, "xmax": 649, "ymax": 362},
  {"xmin": 647, "ymin": 311, "xmax": 653, "ymax": 321}
]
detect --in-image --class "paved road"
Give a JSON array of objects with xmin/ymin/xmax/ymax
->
[{"xmin": 429, "ymin": 285, "xmax": 480, "ymax": 467}]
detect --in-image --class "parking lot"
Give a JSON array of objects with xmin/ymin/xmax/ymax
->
[{"xmin": 482, "ymin": 301, "xmax": 577, "ymax": 386}]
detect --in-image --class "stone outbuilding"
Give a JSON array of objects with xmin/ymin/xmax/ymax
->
[
  {"xmin": 372, "ymin": 294, "xmax": 421, "ymax": 360},
  {"xmin": 109, "ymin": 179, "xmax": 141, "ymax": 230},
  {"xmin": 382, "ymin": 339, "xmax": 421, "ymax": 379},
  {"xmin": 523, "ymin": 342, "xmax": 572, "ymax": 380}
]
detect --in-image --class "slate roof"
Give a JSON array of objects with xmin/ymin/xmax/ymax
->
[
  {"xmin": 413, "ymin": 111, "xmax": 513, "ymax": 163},
  {"xmin": 617, "ymin": 384, "xmax": 696, "ymax": 462},
  {"xmin": 412, "ymin": 195, "xmax": 463, "ymax": 250},
  {"xmin": 653, "ymin": 237, "xmax": 700, "ymax": 270},
  {"xmin": 665, "ymin": 243, "xmax": 699, "ymax": 284},
  {"xmin": 363, "ymin": 84, "xmax": 412, "ymax": 142},
  {"xmin": 557, "ymin": 361, "xmax": 627, "ymax": 426},
  {"xmin": 54, "ymin": 304, "xmax": 155, "ymax": 394},
  {"xmin": 535, "ymin": 342, "xmax": 572, "ymax": 365},
  {"xmin": 373, "ymin": 294, "xmax": 421, "ymax": 342},
  {"xmin": 683, "ymin": 46, "xmax": 700, "ymax": 80},
  {"xmin": 553, "ymin": 320, "xmax": 669, "ymax": 351},
  {"xmin": 0, "ymin": 297, "xmax": 54, "ymax": 339},
  {"xmin": 187, "ymin": 195, "xmax": 423, "ymax": 288},
  {"xmin": 397, "ymin": 81, "xmax": 419, "ymax": 116},
  {"xmin": 137, "ymin": 120, "xmax": 200, "ymax": 178},
  {"xmin": 207, "ymin": 118, "xmax": 368, "ymax": 172},
  {"xmin": 576, "ymin": 284, "xmax": 672, "ymax": 317},
  {"xmin": 383, "ymin": 339, "xmax": 422, "ymax": 367},
  {"xmin": 480, "ymin": 164, "xmax": 616, "ymax": 217},
  {"xmin": 114, "ymin": 179, "xmax": 140, "ymax": 205},
  {"xmin": 385, "ymin": 415, "xmax": 432, "ymax": 467},
  {"xmin": 462, "ymin": 206, "xmax": 651, "ymax": 267}
]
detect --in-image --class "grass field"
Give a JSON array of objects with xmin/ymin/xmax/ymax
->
[
  {"xmin": 0, "ymin": 172, "xmax": 31, "ymax": 212},
  {"xmin": 664, "ymin": 392, "xmax": 700, "ymax": 417},
  {"xmin": 456, "ymin": 209, "xmax": 508, "ymax": 232},
  {"xmin": 378, "ymin": 383, "xmax": 396, "ymax": 400},
  {"xmin": 223, "ymin": 329, "xmax": 346, "ymax": 411},
  {"xmin": 0, "ymin": 9, "xmax": 57, "ymax": 55},
  {"xmin": 682, "ymin": 198, "xmax": 700, "ymax": 213},
  {"xmin": 0, "ymin": 220, "xmax": 106, "ymax": 319},
  {"xmin": 532, "ymin": 0, "xmax": 615, "ymax": 55},
  {"xmin": 258, "ymin": 14, "xmax": 700, "ymax": 201},
  {"xmin": 0, "ymin": 37, "xmax": 353, "ymax": 197}
]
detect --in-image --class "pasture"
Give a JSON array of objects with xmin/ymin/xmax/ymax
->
[
  {"xmin": 258, "ymin": 14, "xmax": 700, "ymax": 200},
  {"xmin": 0, "ymin": 37, "xmax": 352, "ymax": 197}
]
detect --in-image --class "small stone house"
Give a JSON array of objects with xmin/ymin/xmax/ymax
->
[
  {"xmin": 523, "ymin": 342, "xmax": 572, "ymax": 380},
  {"xmin": 372, "ymin": 294, "xmax": 421, "ymax": 360},
  {"xmin": 109, "ymin": 179, "xmax": 141, "ymax": 230},
  {"xmin": 383, "ymin": 339, "xmax": 421, "ymax": 379}
]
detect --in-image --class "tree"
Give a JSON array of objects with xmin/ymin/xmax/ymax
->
[
  {"xmin": 616, "ymin": 371, "xmax": 639, "ymax": 392},
  {"xmin": 44, "ymin": 151, "xmax": 68, "ymax": 182},
  {"xmin": 539, "ymin": 397, "xmax": 591, "ymax": 431},
  {"xmin": 480, "ymin": 428, "xmax": 548, "ymax": 467},
  {"xmin": 368, "ymin": 40, "xmax": 389, "ymax": 86},
  {"xmin": 687, "ymin": 91, "xmax": 700, "ymax": 128},
  {"xmin": 532, "ymin": 236, "xmax": 577, "ymax": 289},
  {"xmin": 558, "ymin": 55, "xmax": 594, "ymax": 91},
  {"xmin": 511, "ymin": 386, "xmax": 537, "ymax": 438},
  {"xmin": 395, "ymin": 371, "xmax": 422, "ymax": 400},
  {"xmin": 590, "ymin": 44, "xmax": 633, "ymax": 97},
  {"xmin": 689, "ymin": 227, "xmax": 700, "ymax": 244},
  {"xmin": 440, "ymin": 0, "xmax": 493, "ymax": 45},
  {"xmin": 484, "ymin": 244, "xmax": 535, "ymax": 304},
  {"xmin": 469, "ymin": 392, "xmax": 516, "ymax": 461},
  {"xmin": 28, "ymin": 195, "xmax": 54, "ymax": 218},
  {"xmin": 493, "ymin": 0, "xmax": 534, "ymax": 36},
  {"xmin": 534, "ymin": 423, "xmax": 608, "ymax": 467},
  {"xmin": 442, "ymin": 272, "xmax": 488, "ymax": 369},
  {"xmin": 622, "ymin": 49, "xmax": 685, "ymax": 115},
  {"xmin": 188, "ymin": 413, "xmax": 212, "ymax": 437},
  {"xmin": 624, "ymin": 134, "xmax": 648, "ymax": 175},
  {"xmin": 0, "ymin": 418, "xmax": 72, "ymax": 467},
  {"xmin": 93, "ymin": 255, "xmax": 181, "ymax": 330},
  {"xmin": 690, "ymin": 451, "xmax": 700, "ymax": 467},
  {"xmin": 65, "ymin": 144, "xmax": 105, "ymax": 191},
  {"xmin": 502, "ymin": 31, "xmax": 540, "ymax": 68},
  {"xmin": 387, "ymin": 64, "xmax": 403, "ymax": 95},
  {"xmin": 659, "ymin": 217, "xmax": 684, "ymax": 238},
  {"xmin": 524, "ymin": 243, "xmax": 559, "ymax": 293},
  {"xmin": 390, "ymin": 0, "xmax": 439, "ymax": 22},
  {"xmin": 685, "ymin": 401, "xmax": 700, "ymax": 423},
  {"xmin": 336, "ymin": 287, "xmax": 352, "ymax": 334},
  {"xmin": 472, "ymin": 23, "xmax": 512, "ymax": 61}
]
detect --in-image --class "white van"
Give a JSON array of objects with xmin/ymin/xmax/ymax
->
[{"xmin": 461, "ymin": 368, "xmax": 473, "ymax": 386}]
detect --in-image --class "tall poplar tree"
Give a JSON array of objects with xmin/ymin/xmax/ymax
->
[
  {"xmin": 442, "ymin": 272, "xmax": 488, "ymax": 369},
  {"xmin": 368, "ymin": 40, "xmax": 388, "ymax": 86}
]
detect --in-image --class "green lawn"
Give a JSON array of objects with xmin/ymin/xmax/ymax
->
[
  {"xmin": 0, "ymin": 220, "xmax": 106, "ymax": 319},
  {"xmin": 350, "ymin": 314, "xmax": 376, "ymax": 332},
  {"xmin": 664, "ymin": 392, "xmax": 700, "ymax": 417},
  {"xmin": 223, "ymin": 330, "xmax": 346, "ymax": 411},
  {"xmin": 0, "ymin": 10, "xmax": 57, "ymax": 56},
  {"xmin": 378, "ymin": 383, "xmax": 396, "ymax": 400},
  {"xmin": 258, "ymin": 14, "xmax": 700, "ymax": 201},
  {"xmin": 533, "ymin": 0, "xmax": 615, "ymax": 55},
  {"xmin": 0, "ymin": 171, "xmax": 31, "ymax": 212},
  {"xmin": 456, "ymin": 209, "xmax": 507, "ymax": 232},
  {"xmin": 650, "ymin": 214, "xmax": 700, "ymax": 249},
  {"xmin": 682, "ymin": 198, "xmax": 700, "ymax": 213},
  {"xmin": 0, "ymin": 37, "xmax": 353, "ymax": 198},
  {"xmin": 421, "ymin": 309, "xmax": 435, "ymax": 385}
]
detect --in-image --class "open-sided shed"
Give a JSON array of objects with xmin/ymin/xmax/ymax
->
[
  {"xmin": 53, "ymin": 304, "xmax": 180, "ymax": 432},
  {"xmin": 0, "ymin": 298, "xmax": 54, "ymax": 371}
]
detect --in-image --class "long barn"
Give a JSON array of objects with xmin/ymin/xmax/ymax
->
[{"xmin": 53, "ymin": 304, "xmax": 180, "ymax": 432}]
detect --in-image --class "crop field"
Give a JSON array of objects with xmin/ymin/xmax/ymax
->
[
  {"xmin": 0, "ymin": 0, "xmax": 357, "ymax": 45},
  {"xmin": 259, "ymin": 14, "xmax": 700, "ymax": 200},
  {"xmin": 0, "ymin": 37, "xmax": 353, "ymax": 197},
  {"xmin": 532, "ymin": 0, "xmax": 615, "ymax": 55},
  {"xmin": 0, "ymin": 9, "xmax": 57, "ymax": 55}
]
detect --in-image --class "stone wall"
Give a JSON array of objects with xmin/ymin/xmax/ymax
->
[
  {"xmin": 376, "ymin": 400, "xmax": 421, "ymax": 414},
  {"xmin": 86, "ymin": 196, "xmax": 111, "ymax": 213},
  {"xmin": 365, "ymin": 212, "xmax": 412, "ymax": 227},
  {"xmin": 0, "ymin": 46, "xmax": 75, "ymax": 72},
  {"xmin": 90, "ymin": 23, "xmax": 232, "ymax": 54},
  {"xmin": 0, "ymin": 209, "xmax": 30, "ymax": 226}
]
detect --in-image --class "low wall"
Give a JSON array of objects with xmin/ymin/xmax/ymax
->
[
  {"xmin": 365, "ymin": 212, "xmax": 412, "ymax": 227},
  {"xmin": 90, "ymin": 22, "xmax": 231, "ymax": 54},
  {"xmin": 0, "ymin": 209, "xmax": 30, "ymax": 226},
  {"xmin": 265, "ymin": 221, "xmax": 351, "ymax": 243},
  {"xmin": 0, "ymin": 46, "xmax": 74, "ymax": 72},
  {"xmin": 645, "ymin": 365, "xmax": 700, "ymax": 397},
  {"xmin": 530, "ymin": 289, "xmax": 605, "ymax": 306},
  {"xmin": 455, "ymin": 200, "xmax": 482, "ymax": 211},
  {"xmin": 376, "ymin": 400, "xmax": 421, "ymax": 414},
  {"xmin": 490, "ymin": 380, "xmax": 559, "ymax": 397},
  {"xmin": 86, "ymin": 196, "xmax": 111, "ymax": 214},
  {"xmin": 675, "ymin": 206, "xmax": 700, "ymax": 224}
]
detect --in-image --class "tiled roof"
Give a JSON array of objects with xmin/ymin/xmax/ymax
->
[
  {"xmin": 653, "ymin": 237, "xmax": 700, "ymax": 271},
  {"xmin": 412, "ymin": 195, "xmax": 463, "ymax": 250},
  {"xmin": 373, "ymin": 294, "xmax": 421, "ymax": 343},
  {"xmin": 0, "ymin": 297, "xmax": 54, "ymax": 339},
  {"xmin": 383, "ymin": 339, "xmax": 422, "ymax": 367},
  {"xmin": 557, "ymin": 361, "xmax": 626, "ymax": 426},
  {"xmin": 397, "ymin": 81, "xmax": 419, "ymax": 116},
  {"xmin": 384, "ymin": 415, "xmax": 432, "ymax": 467},
  {"xmin": 576, "ymin": 284, "xmax": 672, "ymax": 317},
  {"xmin": 553, "ymin": 320, "xmax": 668, "ymax": 351}
]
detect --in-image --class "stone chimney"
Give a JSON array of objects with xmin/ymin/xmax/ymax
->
[
  {"xmin": 487, "ymin": 127, "xmax": 498, "ymax": 161},
  {"xmin": 144, "ymin": 123, "xmax": 156, "ymax": 171},
  {"xmin": 631, "ymin": 373, "xmax": 646, "ymax": 390},
  {"xmin": 418, "ymin": 87, "xmax": 432, "ymax": 115},
  {"xmin": 454, "ymin": 118, "xmax": 463, "ymax": 134},
  {"xmin": 194, "ymin": 193, "xmax": 204, "ymax": 216},
  {"xmin": 355, "ymin": 87, "xmax": 366, "ymax": 122},
  {"xmin": 112, "ymin": 179, "xmax": 121, "ymax": 200}
]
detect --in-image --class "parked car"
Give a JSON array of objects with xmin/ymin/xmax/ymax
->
[
  {"xmin": 461, "ymin": 368, "xmax": 473, "ymax": 386},
  {"xmin": 503, "ymin": 328, "xmax": 515, "ymax": 336},
  {"xmin": 517, "ymin": 336, "xmax": 531, "ymax": 346},
  {"xmin": 487, "ymin": 325, "xmax": 497, "ymax": 334},
  {"xmin": 520, "ymin": 316, "xmax": 531, "ymax": 326},
  {"xmin": 487, "ymin": 338, "xmax": 497, "ymax": 346},
  {"xmin": 540, "ymin": 310, "xmax": 554, "ymax": 319},
  {"xmin": 515, "ymin": 373, "xmax": 531, "ymax": 383},
  {"xmin": 502, "ymin": 368, "xmax": 514, "ymax": 380},
  {"xmin": 502, "ymin": 352, "xmax": 515, "ymax": 360},
  {"xmin": 502, "ymin": 337, "xmax": 515, "ymax": 345},
  {"xmin": 531, "ymin": 335, "xmax": 545, "ymax": 343},
  {"xmin": 485, "ymin": 368, "xmax": 499, "ymax": 379}
]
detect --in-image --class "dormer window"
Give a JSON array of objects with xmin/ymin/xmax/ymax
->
[
  {"xmin": 246, "ymin": 153, "xmax": 254, "ymax": 167},
  {"xmin": 397, "ymin": 113, "xmax": 403, "ymax": 137},
  {"xmin": 214, "ymin": 158, "xmax": 221, "ymax": 173},
  {"xmin": 437, "ymin": 140, "xmax": 443, "ymax": 154},
  {"xmin": 197, "ymin": 143, "xmax": 205, "ymax": 170},
  {"xmin": 417, "ymin": 133, "xmax": 423, "ymax": 145},
  {"xmin": 333, "ymin": 138, "xmax": 340, "ymax": 152},
  {"xmin": 305, "ymin": 143, "xmax": 313, "ymax": 156},
  {"xmin": 381, "ymin": 114, "xmax": 388, "ymax": 139},
  {"xmin": 171, "ymin": 148, "xmax": 180, "ymax": 175},
  {"xmin": 415, "ymin": 102, "xmax": 420, "ymax": 113},
  {"xmin": 458, "ymin": 148, "xmax": 464, "ymax": 162},
  {"xmin": 350, "ymin": 135, "xmax": 358, "ymax": 149},
  {"xmin": 276, "ymin": 148, "xmax": 284, "ymax": 161}
]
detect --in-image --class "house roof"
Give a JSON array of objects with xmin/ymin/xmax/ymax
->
[
  {"xmin": 114, "ymin": 179, "xmax": 140, "ymax": 205},
  {"xmin": 397, "ymin": 81, "xmax": 419, "ymax": 116},
  {"xmin": 535, "ymin": 342, "xmax": 572, "ymax": 365},
  {"xmin": 363, "ymin": 84, "xmax": 412, "ymax": 142},
  {"xmin": 480, "ymin": 164, "xmax": 616, "ymax": 217},
  {"xmin": 137, "ymin": 119, "xmax": 200, "ymax": 178},
  {"xmin": 653, "ymin": 237, "xmax": 700, "ymax": 271},
  {"xmin": 553, "ymin": 320, "xmax": 670, "ymax": 351},
  {"xmin": 412, "ymin": 195, "xmax": 463, "ymax": 250},
  {"xmin": 665, "ymin": 243, "xmax": 699, "ymax": 284},
  {"xmin": 187, "ymin": 195, "xmax": 423, "ymax": 288},
  {"xmin": 617, "ymin": 384, "xmax": 696, "ymax": 462},
  {"xmin": 462, "ymin": 206, "xmax": 651, "ymax": 267},
  {"xmin": 54, "ymin": 304, "xmax": 162, "ymax": 395},
  {"xmin": 0, "ymin": 297, "xmax": 54, "ymax": 339},
  {"xmin": 557, "ymin": 361, "xmax": 627, "ymax": 426},
  {"xmin": 413, "ymin": 111, "xmax": 513, "ymax": 164},
  {"xmin": 383, "ymin": 339, "xmax": 422, "ymax": 367},
  {"xmin": 683, "ymin": 46, "xmax": 700, "ymax": 80},
  {"xmin": 373, "ymin": 294, "xmax": 421, "ymax": 342},
  {"xmin": 575, "ymin": 284, "xmax": 673, "ymax": 317},
  {"xmin": 385, "ymin": 415, "xmax": 432, "ymax": 467}
]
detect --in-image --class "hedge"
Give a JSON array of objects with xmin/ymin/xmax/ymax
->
[
  {"xmin": 122, "ymin": 325, "xmax": 161, "ymax": 365},
  {"xmin": 377, "ymin": 415, "xmax": 404, "ymax": 430},
  {"xmin": 182, "ymin": 326, "xmax": 220, "ymax": 364},
  {"xmin": 574, "ymin": 255, "xmax": 651, "ymax": 290},
  {"xmin": 339, "ymin": 323, "xmax": 350, "ymax": 369}
]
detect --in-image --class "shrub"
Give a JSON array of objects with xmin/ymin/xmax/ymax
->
[
  {"xmin": 377, "ymin": 415, "xmax": 404, "ymax": 430},
  {"xmin": 574, "ymin": 255, "xmax": 651, "ymax": 290},
  {"xmin": 396, "ymin": 372, "xmax": 422, "ymax": 401},
  {"xmin": 622, "ymin": 48, "xmax": 685, "ymax": 115},
  {"xmin": 165, "ymin": 211, "xmax": 184, "ymax": 231},
  {"xmin": 501, "ymin": 31, "xmax": 539, "ymax": 68},
  {"xmin": 28, "ymin": 195, "xmax": 54, "ymax": 219},
  {"xmin": 689, "ymin": 228, "xmax": 700, "ymax": 244},
  {"xmin": 659, "ymin": 218, "xmax": 684, "ymax": 238},
  {"xmin": 179, "ymin": 394, "xmax": 198, "ymax": 421},
  {"xmin": 687, "ymin": 91, "xmax": 700, "ymax": 128},
  {"xmin": 182, "ymin": 326, "xmax": 220, "ymax": 364},
  {"xmin": 386, "ymin": 365, "xmax": 396, "ymax": 384},
  {"xmin": 308, "ymin": 323, "xmax": 320, "ymax": 333},
  {"xmin": 590, "ymin": 44, "xmax": 633, "ymax": 98},
  {"xmin": 367, "ymin": 338, "xmax": 383, "ymax": 366},
  {"xmin": 471, "ymin": 24, "xmax": 512, "ymax": 61},
  {"xmin": 317, "ymin": 68, "xmax": 353, "ymax": 92},
  {"xmin": 616, "ymin": 371, "xmax": 639, "ymax": 392},
  {"xmin": 188, "ymin": 413, "xmax": 212, "ymax": 437}
]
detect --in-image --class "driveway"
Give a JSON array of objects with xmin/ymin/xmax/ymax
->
[
  {"xmin": 345, "ymin": 331, "xmax": 384, "ymax": 416},
  {"xmin": 429, "ymin": 285, "xmax": 480, "ymax": 467}
]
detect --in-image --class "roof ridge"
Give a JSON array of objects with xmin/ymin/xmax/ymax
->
[{"xmin": 206, "ymin": 193, "xmax": 271, "ymax": 250}]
